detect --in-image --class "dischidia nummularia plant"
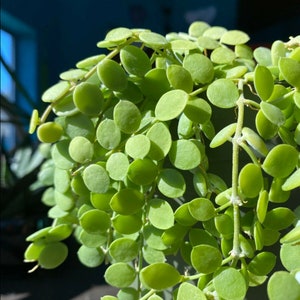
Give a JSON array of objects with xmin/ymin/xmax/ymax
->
[{"xmin": 25, "ymin": 21, "xmax": 300, "ymax": 300}]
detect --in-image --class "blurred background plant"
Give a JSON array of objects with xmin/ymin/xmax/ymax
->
[{"xmin": 1, "ymin": 52, "xmax": 48, "ymax": 266}]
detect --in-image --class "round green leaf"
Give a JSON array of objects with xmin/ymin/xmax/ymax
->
[
  {"xmin": 104, "ymin": 263, "xmax": 136, "ymax": 288},
  {"xmin": 254, "ymin": 65, "xmax": 274, "ymax": 101},
  {"xmin": 117, "ymin": 288, "xmax": 139, "ymax": 300},
  {"xmin": 24, "ymin": 242, "xmax": 46, "ymax": 261},
  {"xmin": 37, "ymin": 122, "xmax": 63, "ymax": 143},
  {"xmin": 140, "ymin": 263, "xmax": 182, "ymax": 291},
  {"xmin": 120, "ymin": 44, "xmax": 151, "ymax": 77},
  {"xmin": 143, "ymin": 225, "xmax": 168, "ymax": 251},
  {"xmin": 279, "ymin": 57, "xmax": 300, "ymax": 89},
  {"xmin": 225, "ymin": 65, "xmax": 248, "ymax": 79},
  {"xmin": 203, "ymin": 26, "xmax": 227, "ymax": 39},
  {"xmin": 242, "ymin": 127, "xmax": 269, "ymax": 156},
  {"xmin": 214, "ymin": 214, "xmax": 234, "ymax": 237},
  {"xmin": 220, "ymin": 30, "xmax": 250, "ymax": 45},
  {"xmin": 177, "ymin": 282, "xmax": 206, "ymax": 300},
  {"xmin": 260, "ymin": 101, "xmax": 285, "ymax": 126},
  {"xmin": 157, "ymin": 168, "xmax": 186, "ymax": 198},
  {"xmin": 166, "ymin": 65, "xmax": 193, "ymax": 93},
  {"xmin": 239, "ymin": 163, "xmax": 263, "ymax": 198},
  {"xmin": 26, "ymin": 226, "xmax": 51, "ymax": 242},
  {"xmin": 147, "ymin": 198, "xmax": 174, "ymax": 230},
  {"xmin": 269, "ymin": 177, "xmax": 290, "ymax": 203},
  {"xmin": 38, "ymin": 242, "xmax": 68, "ymax": 269},
  {"xmin": 46, "ymin": 224, "xmax": 73, "ymax": 242},
  {"xmin": 280, "ymin": 226, "xmax": 300, "ymax": 244},
  {"xmin": 262, "ymin": 144, "xmax": 298, "ymax": 178},
  {"xmin": 282, "ymin": 169, "xmax": 300, "ymax": 191},
  {"xmin": 191, "ymin": 244, "xmax": 222, "ymax": 274},
  {"xmin": 162, "ymin": 224, "xmax": 188, "ymax": 247},
  {"xmin": 42, "ymin": 81, "xmax": 70, "ymax": 103},
  {"xmin": 235, "ymin": 44, "xmax": 253, "ymax": 59},
  {"xmin": 73, "ymin": 82, "xmax": 103, "ymax": 116},
  {"xmin": 114, "ymin": 100, "xmax": 141, "ymax": 134},
  {"xmin": 55, "ymin": 190, "xmax": 75, "ymax": 211},
  {"xmin": 90, "ymin": 189, "xmax": 115, "ymax": 211},
  {"xmin": 109, "ymin": 238, "xmax": 139, "ymax": 262},
  {"xmin": 83, "ymin": 164, "xmax": 110, "ymax": 194},
  {"xmin": 139, "ymin": 31, "xmax": 169, "ymax": 49},
  {"xmin": 142, "ymin": 245, "xmax": 165, "ymax": 264},
  {"xmin": 112, "ymin": 214, "xmax": 143, "ymax": 235},
  {"xmin": 174, "ymin": 203, "xmax": 198, "ymax": 227},
  {"xmin": 155, "ymin": 90, "xmax": 188, "ymax": 121},
  {"xmin": 188, "ymin": 21, "xmax": 210, "ymax": 37},
  {"xmin": 97, "ymin": 59, "xmax": 127, "ymax": 92},
  {"xmin": 115, "ymin": 81, "xmax": 143, "ymax": 104},
  {"xmin": 106, "ymin": 152, "xmax": 129, "ymax": 181},
  {"xmin": 262, "ymin": 228, "xmax": 281, "ymax": 247},
  {"xmin": 197, "ymin": 36, "xmax": 220, "ymax": 50},
  {"xmin": 210, "ymin": 123, "xmax": 237, "ymax": 148},
  {"xmin": 188, "ymin": 198, "xmax": 215, "ymax": 221},
  {"xmin": 207, "ymin": 78, "xmax": 239, "ymax": 108},
  {"xmin": 263, "ymin": 207, "xmax": 295, "ymax": 231},
  {"xmin": 268, "ymin": 271, "xmax": 300, "ymax": 300},
  {"xmin": 65, "ymin": 113, "xmax": 94, "ymax": 140},
  {"xmin": 184, "ymin": 98, "xmax": 212, "ymax": 124},
  {"xmin": 77, "ymin": 245, "xmax": 105, "ymax": 267},
  {"xmin": 146, "ymin": 122, "xmax": 172, "ymax": 161},
  {"xmin": 78, "ymin": 230, "xmax": 107, "ymax": 248},
  {"xmin": 253, "ymin": 47, "xmax": 272, "ymax": 66},
  {"xmin": 169, "ymin": 139, "xmax": 201, "ymax": 170},
  {"xmin": 211, "ymin": 47, "xmax": 236, "ymax": 64},
  {"xmin": 76, "ymin": 54, "xmax": 105, "ymax": 69},
  {"xmin": 248, "ymin": 252, "xmax": 277, "ymax": 275},
  {"xmin": 110, "ymin": 188, "xmax": 144, "ymax": 215},
  {"xmin": 125, "ymin": 134, "xmax": 151, "ymax": 159},
  {"xmin": 178, "ymin": 113, "xmax": 194, "ymax": 139},
  {"xmin": 79, "ymin": 209, "xmax": 111, "ymax": 234},
  {"xmin": 213, "ymin": 267, "xmax": 247, "ymax": 300},
  {"xmin": 183, "ymin": 53, "xmax": 214, "ymax": 84},
  {"xmin": 96, "ymin": 119, "xmax": 121, "ymax": 150},
  {"xmin": 255, "ymin": 109, "xmax": 279, "ymax": 140},
  {"xmin": 68, "ymin": 136, "xmax": 94, "ymax": 164},
  {"xmin": 52, "ymin": 93, "xmax": 78, "ymax": 117},
  {"xmin": 127, "ymin": 158, "xmax": 158, "ymax": 186},
  {"xmin": 280, "ymin": 242, "xmax": 300, "ymax": 271},
  {"xmin": 139, "ymin": 68, "xmax": 170, "ymax": 101},
  {"xmin": 103, "ymin": 27, "xmax": 132, "ymax": 44},
  {"xmin": 54, "ymin": 168, "xmax": 70, "ymax": 193},
  {"xmin": 170, "ymin": 39, "xmax": 198, "ymax": 52}
]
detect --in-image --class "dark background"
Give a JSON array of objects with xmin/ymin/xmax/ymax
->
[{"xmin": 1, "ymin": 1, "xmax": 300, "ymax": 299}]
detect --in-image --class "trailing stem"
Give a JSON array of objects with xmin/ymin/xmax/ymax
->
[{"xmin": 230, "ymin": 80, "xmax": 246, "ymax": 261}]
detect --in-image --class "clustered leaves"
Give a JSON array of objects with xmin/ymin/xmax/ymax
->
[{"xmin": 26, "ymin": 21, "xmax": 300, "ymax": 299}]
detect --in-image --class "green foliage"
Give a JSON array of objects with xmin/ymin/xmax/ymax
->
[{"xmin": 25, "ymin": 21, "xmax": 300, "ymax": 299}]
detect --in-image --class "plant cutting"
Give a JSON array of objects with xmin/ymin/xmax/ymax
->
[{"xmin": 25, "ymin": 20, "xmax": 300, "ymax": 300}]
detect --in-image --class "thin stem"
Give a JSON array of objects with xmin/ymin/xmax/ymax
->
[
  {"xmin": 230, "ymin": 80, "xmax": 245, "ymax": 259},
  {"xmin": 239, "ymin": 142, "xmax": 260, "ymax": 165},
  {"xmin": 139, "ymin": 289, "xmax": 156, "ymax": 300},
  {"xmin": 189, "ymin": 85, "xmax": 208, "ymax": 97}
]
